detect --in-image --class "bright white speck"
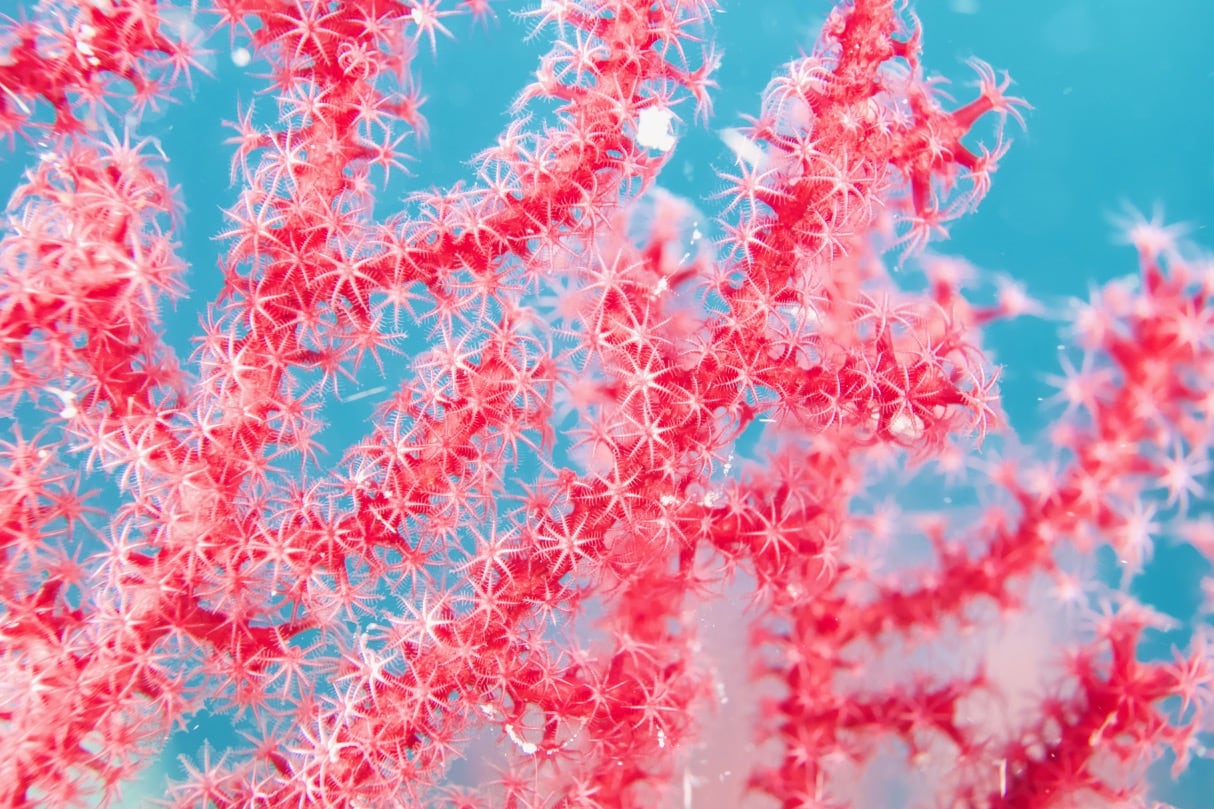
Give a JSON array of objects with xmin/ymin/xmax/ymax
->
[
  {"xmin": 505, "ymin": 723, "xmax": 537, "ymax": 755},
  {"xmin": 637, "ymin": 106, "xmax": 677, "ymax": 152},
  {"xmin": 720, "ymin": 128, "xmax": 765, "ymax": 168},
  {"xmin": 46, "ymin": 387, "xmax": 78, "ymax": 419}
]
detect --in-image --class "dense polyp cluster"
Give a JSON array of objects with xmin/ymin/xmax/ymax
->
[{"xmin": 0, "ymin": 1, "xmax": 1210, "ymax": 807}]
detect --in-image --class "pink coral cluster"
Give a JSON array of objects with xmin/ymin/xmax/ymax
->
[{"xmin": 1, "ymin": 1, "xmax": 1211, "ymax": 807}]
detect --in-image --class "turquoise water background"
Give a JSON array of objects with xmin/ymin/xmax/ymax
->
[{"xmin": 2, "ymin": 0, "xmax": 1213, "ymax": 804}]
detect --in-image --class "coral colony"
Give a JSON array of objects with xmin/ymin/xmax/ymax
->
[{"xmin": 1, "ymin": 0, "xmax": 1211, "ymax": 807}]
